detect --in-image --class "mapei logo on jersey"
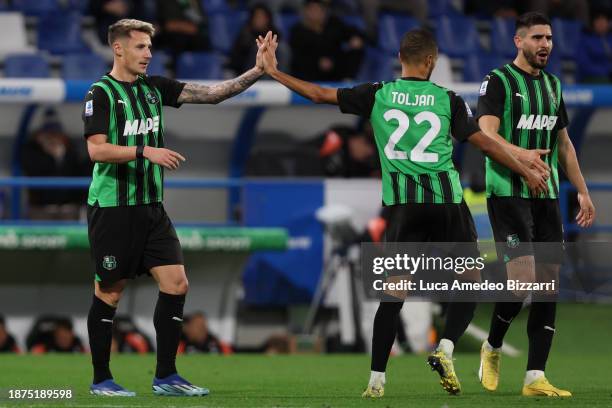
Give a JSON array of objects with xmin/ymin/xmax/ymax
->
[
  {"xmin": 123, "ymin": 116, "xmax": 160, "ymax": 136},
  {"xmin": 102, "ymin": 255, "xmax": 117, "ymax": 271},
  {"xmin": 85, "ymin": 100, "xmax": 93, "ymax": 116},
  {"xmin": 516, "ymin": 114, "xmax": 558, "ymax": 130}
]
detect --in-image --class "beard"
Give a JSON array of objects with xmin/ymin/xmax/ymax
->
[{"xmin": 522, "ymin": 48, "xmax": 548, "ymax": 69}]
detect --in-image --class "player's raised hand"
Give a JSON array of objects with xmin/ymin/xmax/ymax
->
[
  {"xmin": 257, "ymin": 32, "xmax": 278, "ymax": 74},
  {"xmin": 519, "ymin": 148, "xmax": 550, "ymax": 179},
  {"xmin": 576, "ymin": 192, "xmax": 595, "ymax": 227},
  {"xmin": 524, "ymin": 168, "xmax": 549, "ymax": 196},
  {"xmin": 144, "ymin": 146, "xmax": 186, "ymax": 170},
  {"xmin": 255, "ymin": 31, "xmax": 272, "ymax": 73}
]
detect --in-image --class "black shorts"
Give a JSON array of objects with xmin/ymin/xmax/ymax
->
[
  {"xmin": 87, "ymin": 203, "xmax": 184, "ymax": 285},
  {"xmin": 487, "ymin": 196, "xmax": 563, "ymax": 263},
  {"xmin": 384, "ymin": 201, "xmax": 478, "ymax": 243}
]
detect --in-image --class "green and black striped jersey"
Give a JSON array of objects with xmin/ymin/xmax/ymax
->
[
  {"xmin": 477, "ymin": 63, "xmax": 569, "ymax": 199},
  {"xmin": 82, "ymin": 74, "xmax": 185, "ymax": 207},
  {"xmin": 337, "ymin": 78, "xmax": 479, "ymax": 206}
]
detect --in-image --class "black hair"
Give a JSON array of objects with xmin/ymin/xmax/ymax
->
[
  {"xmin": 515, "ymin": 12, "xmax": 551, "ymax": 33},
  {"xmin": 399, "ymin": 28, "xmax": 437, "ymax": 64}
]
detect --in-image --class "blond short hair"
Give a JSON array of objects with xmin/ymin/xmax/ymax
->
[{"xmin": 107, "ymin": 19, "xmax": 155, "ymax": 46}]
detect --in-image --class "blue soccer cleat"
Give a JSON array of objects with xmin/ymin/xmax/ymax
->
[
  {"xmin": 152, "ymin": 373, "xmax": 209, "ymax": 396},
  {"xmin": 90, "ymin": 379, "xmax": 136, "ymax": 396}
]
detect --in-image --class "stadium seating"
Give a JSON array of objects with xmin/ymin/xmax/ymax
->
[
  {"xmin": 340, "ymin": 15, "xmax": 366, "ymax": 33},
  {"xmin": 463, "ymin": 52, "xmax": 504, "ymax": 82},
  {"xmin": 490, "ymin": 17, "xmax": 517, "ymax": 58},
  {"xmin": 176, "ymin": 52, "xmax": 223, "ymax": 79},
  {"xmin": 4, "ymin": 54, "xmax": 50, "ymax": 78},
  {"xmin": 147, "ymin": 52, "xmax": 168, "ymax": 77},
  {"xmin": 436, "ymin": 14, "xmax": 481, "ymax": 58},
  {"xmin": 428, "ymin": 0, "xmax": 459, "ymax": 18},
  {"xmin": 553, "ymin": 18, "xmax": 582, "ymax": 59},
  {"xmin": 37, "ymin": 12, "xmax": 88, "ymax": 55},
  {"xmin": 377, "ymin": 14, "xmax": 421, "ymax": 54},
  {"xmin": 0, "ymin": 12, "xmax": 35, "ymax": 59},
  {"xmin": 276, "ymin": 13, "xmax": 300, "ymax": 41},
  {"xmin": 11, "ymin": 0, "xmax": 61, "ymax": 16},
  {"xmin": 355, "ymin": 47, "xmax": 395, "ymax": 82},
  {"xmin": 208, "ymin": 11, "xmax": 248, "ymax": 54},
  {"xmin": 61, "ymin": 53, "xmax": 108, "ymax": 80},
  {"xmin": 201, "ymin": 0, "xmax": 233, "ymax": 13}
]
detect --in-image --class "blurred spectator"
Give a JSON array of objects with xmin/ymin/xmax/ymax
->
[
  {"xmin": 229, "ymin": 3, "xmax": 284, "ymax": 75},
  {"xmin": 576, "ymin": 10, "xmax": 612, "ymax": 83},
  {"xmin": 178, "ymin": 312, "xmax": 232, "ymax": 354},
  {"xmin": 89, "ymin": 0, "xmax": 147, "ymax": 45},
  {"xmin": 264, "ymin": 333, "xmax": 296, "ymax": 354},
  {"xmin": 289, "ymin": 0, "xmax": 365, "ymax": 81},
  {"xmin": 0, "ymin": 315, "xmax": 20, "ymax": 353},
  {"xmin": 110, "ymin": 316, "xmax": 154, "ymax": 353},
  {"xmin": 156, "ymin": 0, "xmax": 210, "ymax": 56},
  {"xmin": 529, "ymin": 0, "xmax": 589, "ymax": 25},
  {"xmin": 312, "ymin": 124, "xmax": 380, "ymax": 178},
  {"xmin": 21, "ymin": 108, "xmax": 90, "ymax": 220},
  {"xmin": 30, "ymin": 318, "xmax": 85, "ymax": 353}
]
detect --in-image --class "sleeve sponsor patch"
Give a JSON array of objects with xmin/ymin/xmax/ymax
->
[
  {"xmin": 85, "ymin": 100, "xmax": 93, "ymax": 116},
  {"xmin": 479, "ymin": 80, "xmax": 489, "ymax": 96}
]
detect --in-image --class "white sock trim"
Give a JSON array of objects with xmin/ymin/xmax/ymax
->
[
  {"xmin": 438, "ymin": 338, "xmax": 454, "ymax": 357},
  {"xmin": 484, "ymin": 340, "xmax": 502, "ymax": 352},
  {"xmin": 524, "ymin": 370, "xmax": 545, "ymax": 385},
  {"xmin": 369, "ymin": 371, "xmax": 385, "ymax": 386}
]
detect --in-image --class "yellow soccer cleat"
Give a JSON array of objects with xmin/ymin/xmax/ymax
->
[
  {"xmin": 427, "ymin": 350, "xmax": 461, "ymax": 395},
  {"xmin": 361, "ymin": 382, "xmax": 384, "ymax": 399},
  {"xmin": 479, "ymin": 341, "xmax": 501, "ymax": 391},
  {"xmin": 522, "ymin": 377, "xmax": 572, "ymax": 397}
]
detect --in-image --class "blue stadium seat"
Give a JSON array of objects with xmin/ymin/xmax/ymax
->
[
  {"xmin": 377, "ymin": 14, "xmax": 421, "ymax": 54},
  {"xmin": 37, "ymin": 12, "xmax": 88, "ymax": 54},
  {"xmin": 545, "ymin": 49, "xmax": 562, "ymax": 78},
  {"xmin": 463, "ymin": 52, "xmax": 504, "ymax": 82},
  {"xmin": 176, "ymin": 52, "xmax": 223, "ymax": 79},
  {"xmin": 552, "ymin": 18, "xmax": 582, "ymax": 59},
  {"xmin": 436, "ymin": 15, "xmax": 480, "ymax": 58},
  {"xmin": 4, "ymin": 54, "xmax": 50, "ymax": 78},
  {"xmin": 61, "ymin": 53, "xmax": 108, "ymax": 80},
  {"xmin": 355, "ymin": 47, "xmax": 395, "ymax": 82},
  {"xmin": 428, "ymin": 0, "xmax": 458, "ymax": 18},
  {"xmin": 490, "ymin": 17, "xmax": 517, "ymax": 58},
  {"xmin": 12, "ymin": 0, "xmax": 61, "ymax": 15},
  {"xmin": 201, "ymin": 0, "xmax": 232, "ymax": 13},
  {"xmin": 276, "ymin": 13, "xmax": 300, "ymax": 40},
  {"xmin": 146, "ymin": 52, "xmax": 167, "ymax": 77},
  {"xmin": 208, "ymin": 11, "xmax": 247, "ymax": 53}
]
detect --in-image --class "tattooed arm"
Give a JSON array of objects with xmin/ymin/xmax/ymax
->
[{"xmin": 177, "ymin": 66, "xmax": 264, "ymax": 104}]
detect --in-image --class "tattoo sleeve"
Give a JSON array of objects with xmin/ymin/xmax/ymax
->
[{"xmin": 177, "ymin": 67, "xmax": 263, "ymax": 104}]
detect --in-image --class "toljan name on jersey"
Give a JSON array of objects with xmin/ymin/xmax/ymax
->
[
  {"xmin": 390, "ymin": 91, "xmax": 435, "ymax": 107},
  {"xmin": 373, "ymin": 279, "xmax": 556, "ymax": 292}
]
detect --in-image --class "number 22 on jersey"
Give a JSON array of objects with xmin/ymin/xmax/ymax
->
[{"xmin": 383, "ymin": 109, "xmax": 441, "ymax": 163}]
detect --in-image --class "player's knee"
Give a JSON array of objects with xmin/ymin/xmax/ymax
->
[
  {"xmin": 95, "ymin": 289, "xmax": 122, "ymax": 307},
  {"xmin": 162, "ymin": 276, "xmax": 189, "ymax": 295}
]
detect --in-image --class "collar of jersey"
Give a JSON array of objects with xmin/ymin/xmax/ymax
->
[
  {"xmin": 509, "ymin": 63, "xmax": 543, "ymax": 80},
  {"xmin": 106, "ymin": 73, "xmax": 143, "ymax": 85},
  {"xmin": 400, "ymin": 76, "xmax": 428, "ymax": 81}
]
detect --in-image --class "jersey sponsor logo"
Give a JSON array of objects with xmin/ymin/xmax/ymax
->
[
  {"xmin": 146, "ymin": 92, "xmax": 159, "ymax": 104},
  {"xmin": 123, "ymin": 116, "xmax": 160, "ymax": 136},
  {"xmin": 516, "ymin": 114, "xmax": 558, "ymax": 130},
  {"xmin": 85, "ymin": 100, "xmax": 93, "ymax": 116},
  {"xmin": 390, "ymin": 91, "xmax": 434, "ymax": 107},
  {"xmin": 479, "ymin": 80, "xmax": 489, "ymax": 95},
  {"xmin": 102, "ymin": 255, "xmax": 117, "ymax": 270}
]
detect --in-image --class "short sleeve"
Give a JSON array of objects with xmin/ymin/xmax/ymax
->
[
  {"xmin": 337, "ymin": 82, "xmax": 383, "ymax": 118},
  {"xmin": 449, "ymin": 91, "xmax": 479, "ymax": 142},
  {"xmin": 476, "ymin": 73, "xmax": 506, "ymax": 120},
  {"xmin": 556, "ymin": 95, "xmax": 569, "ymax": 130},
  {"xmin": 146, "ymin": 75, "xmax": 186, "ymax": 108},
  {"xmin": 83, "ymin": 86, "xmax": 110, "ymax": 138}
]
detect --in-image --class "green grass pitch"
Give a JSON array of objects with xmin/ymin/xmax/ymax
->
[{"xmin": 1, "ymin": 304, "xmax": 611, "ymax": 407}]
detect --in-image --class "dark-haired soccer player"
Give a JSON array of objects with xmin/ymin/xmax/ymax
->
[
  {"xmin": 83, "ymin": 19, "xmax": 271, "ymax": 397},
  {"xmin": 476, "ymin": 12, "xmax": 595, "ymax": 397},
  {"xmin": 257, "ymin": 29, "xmax": 550, "ymax": 397}
]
